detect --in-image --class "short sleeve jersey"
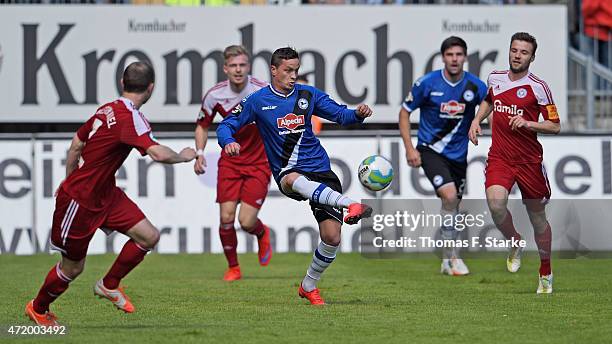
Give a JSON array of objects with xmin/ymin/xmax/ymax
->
[
  {"xmin": 485, "ymin": 70, "xmax": 559, "ymax": 163},
  {"xmin": 197, "ymin": 76, "xmax": 268, "ymax": 167},
  {"xmin": 61, "ymin": 98, "xmax": 159, "ymax": 211}
]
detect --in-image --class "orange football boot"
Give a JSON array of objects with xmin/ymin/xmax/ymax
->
[
  {"xmin": 25, "ymin": 300, "xmax": 59, "ymax": 326},
  {"xmin": 298, "ymin": 285, "xmax": 326, "ymax": 306},
  {"xmin": 223, "ymin": 266, "xmax": 242, "ymax": 281},
  {"xmin": 258, "ymin": 225, "xmax": 273, "ymax": 266},
  {"xmin": 344, "ymin": 203, "xmax": 373, "ymax": 225}
]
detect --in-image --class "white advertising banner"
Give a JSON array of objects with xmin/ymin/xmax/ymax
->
[
  {"xmin": 0, "ymin": 134, "xmax": 610, "ymax": 255},
  {"xmin": 0, "ymin": 5, "xmax": 566, "ymax": 123}
]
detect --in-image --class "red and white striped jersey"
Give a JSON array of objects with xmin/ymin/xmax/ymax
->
[
  {"xmin": 197, "ymin": 76, "xmax": 268, "ymax": 166},
  {"xmin": 61, "ymin": 98, "xmax": 159, "ymax": 211},
  {"xmin": 485, "ymin": 70, "xmax": 560, "ymax": 163}
]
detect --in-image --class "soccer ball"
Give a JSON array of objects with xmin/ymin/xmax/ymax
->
[{"xmin": 358, "ymin": 155, "xmax": 394, "ymax": 191}]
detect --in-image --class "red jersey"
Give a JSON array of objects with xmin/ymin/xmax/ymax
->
[
  {"xmin": 485, "ymin": 70, "xmax": 560, "ymax": 164},
  {"xmin": 61, "ymin": 98, "xmax": 159, "ymax": 211},
  {"xmin": 197, "ymin": 76, "xmax": 268, "ymax": 167}
]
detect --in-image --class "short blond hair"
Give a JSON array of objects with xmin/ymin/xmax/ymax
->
[{"xmin": 224, "ymin": 45, "xmax": 250, "ymax": 63}]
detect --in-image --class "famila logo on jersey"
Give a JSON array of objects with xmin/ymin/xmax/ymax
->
[
  {"xmin": 439, "ymin": 100, "xmax": 466, "ymax": 117},
  {"xmin": 493, "ymin": 99, "xmax": 524, "ymax": 116},
  {"xmin": 277, "ymin": 113, "xmax": 305, "ymax": 131}
]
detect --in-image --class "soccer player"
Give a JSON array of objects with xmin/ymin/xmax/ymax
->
[
  {"xmin": 399, "ymin": 36, "xmax": 487, "ymax": 276},
  {"xmin": 25, "ymin": 62, "xmax": 197, "ymax": 326},
  {"xmin": 469, "ymin": 32, "xmax": 560, "ymax": 294},
  {"xmin": 217, "ymin": 47, "xmax": 373, "ymax": 305},
  {"xmin": 194, "ymin": 45, "xmax": 272, "ymax": 281}
]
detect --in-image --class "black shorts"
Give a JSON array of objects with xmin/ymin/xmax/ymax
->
[
  {"xmin": 277, "ymin": 169, "xmax": 343, "ymax": 224},
  {"xmin": 417, "ymin": 145, "xmax": 467, "ymax": 199}
]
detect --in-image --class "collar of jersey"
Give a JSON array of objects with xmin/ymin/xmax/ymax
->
[
  {"xmin": 268, "ymin": 84, "xmax": 295, "ymax": 98},
  {"xmin": 440, "ymin": 69, "xmax": 464, "ymax": 87},
  {"xmin": 119, "ymin": 97, "xmax": 135, "ymax": 110}
]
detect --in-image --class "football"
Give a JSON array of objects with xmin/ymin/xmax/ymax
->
[{"xmin": 358, "ymin": 155, "xmax": 394, "ymax": 191}]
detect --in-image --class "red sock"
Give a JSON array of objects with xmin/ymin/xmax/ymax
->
[
  {"xmin": 497, "ymin": 210, "xmax": 521, "ymax": 241},
  {"xmin": 102, "ymin": 239, "xmax": 149, "ymax": 290},
  {"xmin": 535, "ymin": 223, "xmax": 552, "ymax": 276},
  {"xmin": 244, "ymin": 219, "xmax": 265, "ymax": 239},
  {"xmin": 33, "ymin": 263, "xmax": 72, "ymax": 314},
  {"xmin": 220, "ymin": 222, "xmax": 238, "ymax": 267}
]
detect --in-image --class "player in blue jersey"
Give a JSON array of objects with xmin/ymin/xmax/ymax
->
[
  {"xmin": 399, "ymin": 36, "xmax": 487, "ymax": 276},
  {"xmin": 218, "ymin": 47, "xmax": 373, "ymax": 305}
]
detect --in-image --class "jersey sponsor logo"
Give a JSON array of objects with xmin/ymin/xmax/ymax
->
[
  {"xmin": 277, "ymin": 113, "xmax": 305, "ymax": 130},
  {"xmin": 440, "ymin": 100, "xmax": 466, "ymax": 117},
  {"xmin": 546, "ymin": 104, "xmax": 559, "ymax": 120},
  {"xmin": 463, "ymin": 90, "xmax": 474, "ymax": 102},
  {"xmin": 261, "ymin": 105, "xmax": 277, "ymax": 111},
  {"xmin": 516, "ymin": 88, "xmax": 527, "ymax": 98},
  {"xmin": 298, "ymin": 98, "xmax": 309, "ymax": 110},
  {"xmin": 430, "ymin": 91, "xmax": 444, "ymax": 96},
  {"xmin": 493, "ymin": 99, "xmax": 524, "ymax": 116}
]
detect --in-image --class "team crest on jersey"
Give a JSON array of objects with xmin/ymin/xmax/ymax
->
[
  {"xmin": 232, "ymin": 104, "xmax": 243, "ymax": 114},
  {"xmin": 463, "ymin": 90, "xmax": 475, "ymax": 102},
  {"xmin": 516, "ymin": 88, "xmax": 527, "ymax": 98},
  {"xmin": 277, "ymin": 113, "xmax": 305, "ymax": 131},
  {"xmin": 440, "ymin": 101, "xmax": 466, "ymax": 117},
  {"xmin": 298, "ymin": 98, "xmax": 309, "ymax": 110}
]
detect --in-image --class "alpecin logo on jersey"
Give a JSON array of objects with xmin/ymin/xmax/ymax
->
[
  {"xmin": 494, "ymin": 99, "xmax": 524, "ymax": 116},
  {"xmin": 277, "ymin": 113, "xmax": 305, "ymax": 130},
  {"xmin": 440, "ymin": 101, "xmax": 465, "ymax": 118}
]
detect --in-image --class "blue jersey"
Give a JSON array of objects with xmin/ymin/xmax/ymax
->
[
  {"xmin": 217, "ymin": 84, "xmax": 364, "ymax": 183},
  {"xmin": 403, "ymin": 70, "xmax": 487, "ymax": 162}
]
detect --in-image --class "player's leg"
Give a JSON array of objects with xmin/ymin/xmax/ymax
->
[
  {"xmin": 216, "ymin": 164, "xmax": 242, "ymax": 279},
  {"xmin": 299, "ymin": 219, "xmax": 341, "ymax": 306},
  {"xmin": 517, "ymin": 163, "xmax": 553, "ymax": 293},
  {"xmin": 280, "ymin": 172, "xmax": 371, "ymax": 225},
  {"xmin": 485, "ymin": 159, "xmax": 523, "ymax": 273},
  {"xmin": 95, "ymin": 189, "xmax": 158, "ymax": 312},
  {"xmin": 418, "ymin": 146, "xmax": 468, "ymax": 275},
  {"xmin": 237, "ymin": 167, "xmax": 272, "ymax": 266},
  {"xmin": 219, "ymin": 201, "xmax": 242, "ymax": 280},
  {"xmin": 27, "ymin": 191, "xmax": 99, "ymax": 325},
  {"xmin": 298, "ymin": 171, "xmax": 344, "ymax": 305}
]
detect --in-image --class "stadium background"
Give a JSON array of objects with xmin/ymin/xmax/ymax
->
[
  {"xmin": 0, "ymin": 2, "xmax": 611, "ymax": 343},
  {"xmin": 1, "ymin": 3, "xmax": 610, "ymax": 256}
]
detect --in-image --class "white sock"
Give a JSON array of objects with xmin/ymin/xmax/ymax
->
[
  {"xmin": 301, "ymin": 241, "xmax": 339, "ymax": 292},
  {"xmin": 440, "ymin": 208, "xmax": 458, "ymax": 258},
  {"xmin": 292, "ymin": 176, "xmax": 354, "ymax": 208}
]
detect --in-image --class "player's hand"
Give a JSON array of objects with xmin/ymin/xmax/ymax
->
[
  {"xmin": 469, "ymin": 120, "xmax": 482, "ymax": 145},
  {"xmin": 405, "ymin": 148, "xmax": 421, "ymax": 168},
  {"xmin": 194, "ymin": 154, "xmax": 207, "ymax": 175},
  {"xmin": 225, "ymin": 142, "xmax": 241, "ymax": 156},
  {"xmin": 508, "ymin": 115, "xmax": 530, "ymax": 131},
  {"xmin": 355, "ymin": 104, "xmax": 373, "ymax": 118},
  {"xmin": 179, "ymin": 147, "xmax": 197, "ymax": 162}
]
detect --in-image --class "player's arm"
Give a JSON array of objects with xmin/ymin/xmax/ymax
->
[
  {"xmin": 65, "ymin": 134, "xmax": 86, "ymax": 177},
  {"xmin": 313, "ymin": 90, "xmax": 372, "ymax": 125},
  {"xmin": 398, "ymin": 107, "xmax": 421, "ymax": 167},
  {"xmin": 146, "ymin": 144, "xmax": 196, "ymax": 164},
  {"xmin": 194, "ymin": 125, "xmax": 208, "ymax": 174},
  {"xmin": 510, "ymin": 119, "xmax": 560, "ymax": 134},
  {"xmin": 469, "ymin": 100, "xmax": 493, "ymax": 145},
  {"xmin": 217, "ymin": 98, "xmax": 256, "ymax": 156}
]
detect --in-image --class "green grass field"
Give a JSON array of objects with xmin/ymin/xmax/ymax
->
[{"xmin": 1, "ymin": 253, "xmax": 611, "ymax": 344}]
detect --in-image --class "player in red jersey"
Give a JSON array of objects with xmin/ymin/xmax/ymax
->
[
  {"xmin": 25, "ymin": 62, "xmax": 197, "ymax": 326},
  {"xmin": 469, "ymin": 32, "xmax": 560, "ymax": 294},
  {"xmin": 194, "ymin": 45, "xmax": 272, "ymax": 281}
]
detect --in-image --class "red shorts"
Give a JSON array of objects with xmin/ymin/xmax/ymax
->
[
  {"xmin": 50, "ymin": 188, "xmax": 146, "ymax": 261},
  {"xmin": 216, "ymin": 163, "xmax": 271, "ymax": 209},
  {"xmin": 485, "ymin": 159, "xmax": 552, "ymax": 210}
]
